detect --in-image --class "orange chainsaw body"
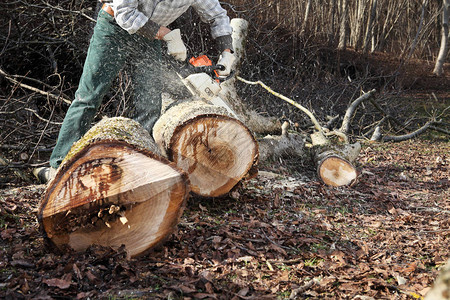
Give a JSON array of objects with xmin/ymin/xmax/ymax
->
[{"xmin": 189, "ymin": 55, "xmax": 220, "ymax": 82}]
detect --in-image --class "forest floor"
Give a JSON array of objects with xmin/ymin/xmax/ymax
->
[{"xmin": 0, "ymin": 138, "xmax": 449, "ymax": 299}]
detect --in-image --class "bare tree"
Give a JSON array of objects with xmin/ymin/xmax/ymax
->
[
  {"xmin": 338, "ymin": 0, "xmax": 349, "ymax": 49},
  {"xmin": 362, "ymin": 0, "xmax": 377, "ymax": 53},
  {"xmin": 350, "ymin": 0, "xmax": 368, "ymax": 50},
  {"xmin": 433, "ymin": 0, "xmax": 449, "ymax": 76},
  {"xmin": 301, "ymin": 0, "xmax": 312, "ymax": 35}
]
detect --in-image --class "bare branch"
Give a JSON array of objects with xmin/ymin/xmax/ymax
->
[
  {"xmin": 382, "ymin": 121, "xmax": 434, "ymax": 142},
  {"xmin": 429, "ymin": 125, "xmax": 450, "ymax": 135},
  {"xmin": 237, "ymin": 76, "xmax": 323, "ymax": 133},
  {"xmin": 339, "ymin": 89, "xmax": 376, "ymax": 133},
  {"xmin": 24, "ymin": 108, "xmax": 62, "ymax": 125}
]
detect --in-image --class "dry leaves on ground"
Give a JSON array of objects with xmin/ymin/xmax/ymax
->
[{"xmin": 0, "ymin": 140, "xmax": 448, "ymax": 299}]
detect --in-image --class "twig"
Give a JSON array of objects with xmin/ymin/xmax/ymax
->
[
  {"xmin": 429, "ymin": 125, "xmax": 450, "ymax": 135},
  {"xmin": 4, "ymin": 71, "xmax": 70, "ymax": 100},
  {"xmin": 324, "ymin": 115, "xmax": 340, "ymax": 130},
  {"xmin": 0, "ymin": 68, "xmax": 71, "ymax": 105},
  {"xmin": 411, "ymin": 207, "xmax": 450, "ymax": 214},
  {"xmin": 1, "ymin": 20, "xmax": 12, "ymax": 56},
  {"xmin": 0, "ymin": 145, "xmax": 53, "ymax": 152},
  {"xmin": 267, "ymin": 257, "xmax": 305, "ymax": 264},
  {"xmin": 368, "ymin": 97, "xmax": 408, "ymax": 132},
  {"xmin": 24, "ymin": 108, "xmax": 62, "ymax": 125},
  {"xmin": 415, "ymin": 229, "xmax": 450, "ymax": 234},
  {"xmin": 237, "ymin": 76, "xmax": 324, "ymax": 133},
  {"xmin": 29, "ymin": 2, "xmax": 97, "ymax": 23},
  {"xmin": 28, "ymin": 77, "xmax": 64, "ymax": 162},
  {"xmin": 389, "ymin": 285, "xmax": 424, "ymax": 299}
]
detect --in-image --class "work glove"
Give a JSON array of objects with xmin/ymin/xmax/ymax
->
[
  {"xmin": 162, "ymin": 29, "xmax": 187, "ymax": 61},
  {"xmin": 217, "ymin": 51, "xmax": 236, "ymax": 78}
]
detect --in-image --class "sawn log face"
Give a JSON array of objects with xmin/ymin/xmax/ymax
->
[
  {"xmin": 153, "ymin": 101, "xmax": 258, "ymax": 197},
  {"xmin": 39, "ymin": 117, "xmax": 189, "ymax": 258}
]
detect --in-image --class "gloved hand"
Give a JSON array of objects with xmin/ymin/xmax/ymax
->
[
  {"xmin": 162, "ymin": 29, "xmax": 187, "ymax": 61},
  {"xmin": 217, "ymin": 51, "xmax": 236, "ymax": 77}
]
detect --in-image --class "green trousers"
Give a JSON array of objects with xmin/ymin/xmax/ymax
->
[{"xmin": 50, "ymin": 10, "xmax": 162, "ymax": 168}]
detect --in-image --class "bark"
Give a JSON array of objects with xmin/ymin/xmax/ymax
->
[
  {"xmin": 39, "ymin": 117, "xmax": 189, "ymax": 258},
  {"xmin": 433, "ymin": 0, "xmax": 449, "ymax": 76},
  {"xmin": 257, "ymin": 122, "xmax": 306, "ymax": 162},
  {"xmin": 153, "ymin": 100, "xmax": 258, "ymax": 198}
]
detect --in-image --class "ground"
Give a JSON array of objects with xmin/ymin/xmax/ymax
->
[{"xmin": 1, "ymin": 138, "xmax": 448, "ymax": 299}]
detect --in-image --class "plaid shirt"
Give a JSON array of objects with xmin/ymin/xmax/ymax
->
[{"xmin": 111, "ymin": 0, "xmax": 232, "ymax": 40}]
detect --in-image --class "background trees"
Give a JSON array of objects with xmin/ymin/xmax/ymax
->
[{"xmin": 228, "ymin": 0, "xmax": 444, "ymax": 60}]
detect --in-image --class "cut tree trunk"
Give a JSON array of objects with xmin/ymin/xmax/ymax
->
[
  {"xmin": 38, "ymin": 117, "xmax": 189, "ymax": 258},
  {"xmin": 153, "ymin": 100, "xmax": 258, "ymax": 197},
  {"xmin": 311, "ymin": 132, "xmax": 360, "ymax": 186}
]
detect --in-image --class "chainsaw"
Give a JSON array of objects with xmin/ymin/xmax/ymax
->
[{"xmin": 166, "ymin": 54, "xmax": 237, "ymax": 117}]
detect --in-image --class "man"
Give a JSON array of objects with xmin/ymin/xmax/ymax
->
[{"xmin": 34, "ymin": 0, "xmax": 235, "ymax": 183}]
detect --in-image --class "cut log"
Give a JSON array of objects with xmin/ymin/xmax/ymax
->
[
  {"xmin": 38, "ymin": 117, "xmax": 189, "ymax": 258},
  {"xmin": 311, "ymin": 132, "xmax": 360, "ymax": 187},
  {"xmin": 315, "ymin": 151, "xmax": 357, "ymax": 186},
  {"xmin": 425, "ymin": 258, "xmax": 450, "ymax": 300},
  {"xmin": 153, "ymin": 100, "xmax": 258, "ymax": 197}
]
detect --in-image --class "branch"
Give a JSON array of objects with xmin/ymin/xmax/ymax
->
[
  {"xmin": 382, "ymin": 121, "xmax": 435, "ymax": 142},
  {"xmin": 24, "ymin": 108, "xmax": 63, "ymax": 125},
  {"xmin": 236, "ymin": 76, "xmax": 323, "ymax": 133},
  {"xmin": 339, "ymin": 89, "xmax": 376, "ymax": 133},
  {"xmin": 429, "ymin": 125, "xmax": 450, "ymax": 135},
  {"xmin": 31, "ymin": 2, "xmax": 97, "ymax": 23}
]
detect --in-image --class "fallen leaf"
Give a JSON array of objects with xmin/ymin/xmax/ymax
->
[
  {"xmin": 237, "ymin": 287, "xmax": 249, "ymax": 296},
  {"xmin": 192, "ymin": 293, "xmax": 216, "ymax": 299},
  {"xmin": 178, "ymin": 284, "xmax": 197, "ymax": 294},
  {"xmin": 43, "ymin": 273, "xmax": 72, "ymax": 289}
]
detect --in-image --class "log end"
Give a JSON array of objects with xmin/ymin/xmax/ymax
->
[
  {"xmin": 318, "ymin": 156, "xmax": 357, "ymax": 187},
  {"xmin": 170, "ymin": 115, "xmax": 258, "ymax": 197},
  {"xmin": 39, "ymin": 140, "xmax": 189, "ymax": 258}
]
